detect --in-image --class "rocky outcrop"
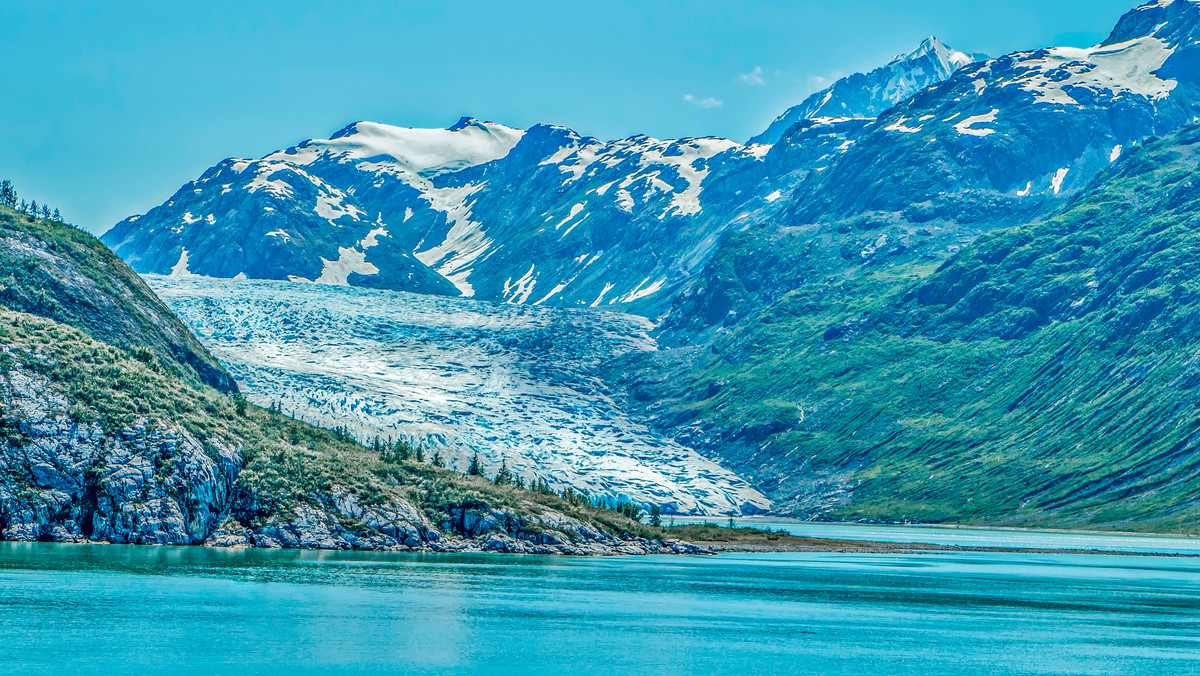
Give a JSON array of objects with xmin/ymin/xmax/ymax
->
[
  {"xmin": 1, "ymin": 363, "xmax": 705, "ymax": 556},
  {"xmin": 0, "ymin": 367, "xmax": 241, "ymax": 544}
]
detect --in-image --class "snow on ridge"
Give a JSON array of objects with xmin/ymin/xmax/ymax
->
[
  {"xmin": 414, "ymin": 183, "xmax": 492, "ymax": 297},
  {"xmin": 268, "ymin": 119, "xmax": 526, "ymax": 178},
  {"xmin": 884, "ymin": 117, "xmax": 923, "ymax": 133},
  {"xmin": 169, "ymin": 249, "xmax": 202, "ymax": 278},
  {"xmin": 612, "ymin": 277, "xmax": 666, "ymax": 304},
  {"xmin": 983, "ymin": 36, "xmax": 1178, "ymax": 107},
  {"xmin": 502, "ymin": 264, "xmax": 538, "ymax": 304},
  {"xmin": 314, "ymin": 190, "xmax": 366, "ymax": 224},
  {"xmin": 1051, "ymin": 167, "xmax": 1070, "ymax": 195}
]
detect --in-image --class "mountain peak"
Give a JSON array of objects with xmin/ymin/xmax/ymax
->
[
  {"xmin": 750, "ymin": 37, "xmax": 983, "ymax": 145},
  {"xmin": 449, "ymin": 116, "xmax": 487, "ymax": 132}
]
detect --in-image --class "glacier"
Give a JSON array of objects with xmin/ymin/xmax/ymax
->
[{"xmin": 148, "ymin": 275, "xmax": 771, "ymax": 516}]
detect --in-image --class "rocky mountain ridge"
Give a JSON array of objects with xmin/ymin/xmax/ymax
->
[
  {"xmin": 750, "ymin": 36, "xmax": 984, "ymax": 145},
  {"xmin": 104, "ymin": 3, "xmax": 1200, "ymax": 323}
]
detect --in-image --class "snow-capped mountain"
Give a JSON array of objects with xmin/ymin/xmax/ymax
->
[
  {"xmin": 103, "ymin": 2, "xmax": 1200, "ymax": 320},
  {"xmin": 783, "ymin": 0, "xmax": 1200, "ymax": 230},
  {"xmin": 103, "ymin": 117, "xmax": 773, "ymax": 312},
  {"xmin": 750, "ymin": 37, "xmax": 985, "ymax": 145}
]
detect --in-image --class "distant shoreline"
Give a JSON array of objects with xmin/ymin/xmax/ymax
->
[{"xmin": 693, "ymin": 537, "xmax": 1200, "ymax": 558}]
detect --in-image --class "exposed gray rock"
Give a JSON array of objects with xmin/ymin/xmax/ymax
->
[
  {"xmin": 1, "ymin": 360, "xmax": 710, "ymax": 556},
  {"xmin": 0, "ymin": 366, "xmax": 241, "ymax": 545}
]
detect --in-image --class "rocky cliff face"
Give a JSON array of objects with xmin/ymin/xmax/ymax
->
[
  {"xmin": 0, "ymin": 342, "xmax": 697, "ymax": 554},
  {"xmin": 0, "ymin": 366, "xmax": 241, "ymax": 544}
]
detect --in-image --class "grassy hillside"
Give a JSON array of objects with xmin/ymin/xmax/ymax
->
[
  {"xmin": 635, "ymin": 124, "xmax": 1200, "ymax": 533},
  {"xmin": 0, "ymin": 205, "xmax": 233, "ymax": 391}
]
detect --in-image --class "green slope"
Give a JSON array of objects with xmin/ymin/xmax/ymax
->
[
  {"xmin": 638, "ymin": 124, "xmax": 1200, "ymax": 533},
  {"xmin": 0, "ymin": 205, "xmax": 234, "ymax": 391}
]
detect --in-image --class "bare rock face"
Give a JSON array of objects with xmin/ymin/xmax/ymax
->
[
  {"xmin": 0, "ymin": 368, "xmax": 241, "ymax": 544},
  {"xmin": 1, "ymin": 361, "xmax": 707, "ymax": 556}
]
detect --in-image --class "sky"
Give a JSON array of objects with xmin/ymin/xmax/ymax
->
[{"xmin": 0, "ymin": 0, "xmax": 1144, "ymax": 234}]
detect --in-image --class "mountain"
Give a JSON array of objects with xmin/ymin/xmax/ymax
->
[
  {"xmin": 1, "ymin": 205, "xmax": 233, "ymax": 391},
  {"xmin": 100, "ymin": 37, "xmax": 986, "ymax": 316},
  {"xmin": 91, "ymin": 0, "xmax": 1200, "ymax": 530},
  {"xmin": 1, "ymin": 204, "xmax": 705, "ymax": 552},
  {"xmin": 102, "ymin": 118, "xmax": 771, "ymax": 314},
  {"xmin": 633, "ymin": 122, "xmax": 1200, "ymax": 531},
  {"xmin": 750, "ymin": 37, "xmax": 984, "ymax": 145},
  {"xmin": 628, "ymin": 1, "xmax": 1200, "ymax": 526},
  {"xmin": 783, "ymin": 0, "xmax": 1200, "ymax": 233}
]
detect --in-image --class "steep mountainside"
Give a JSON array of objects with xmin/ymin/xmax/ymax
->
[
  {"xmin": 0, "ymin": 206, "xmax": 233, "ymax": 391},
  {"xmin": 104, "ymin": 3, "xmax": 1198, "ymax": 320},
  {"xmin": 632, "ymin": 122, "xmax": 1200, "ymax": 532},
  {"xmin": 668, "ymin": 0, "xmax": 1200, "ymax": 342},
  {"xmin": 100, "ymin": 37, "xmax": 992, "ymax": 316},
  {"xmin": 102, "ymin": 119, "xmax": 770, "ymax": 314},
  {"xmin": 750, "ymin": 37, "xmax": 983, "ymax": 145},
  {"xmin": 1, "ymin": 207, "xmax": 698, "ymax": 552}
]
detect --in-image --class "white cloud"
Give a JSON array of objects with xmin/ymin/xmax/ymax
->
[
  {"xmin": 807, "ymin": 71, "xmax": 845, "ymax": 90},
  {"xmin": 738, "ymin": 66, "xmax": 765, "ymax": 86},
  {"xmin": 683, "ymin": 94, "xmax": 723, "ymax": 109}
]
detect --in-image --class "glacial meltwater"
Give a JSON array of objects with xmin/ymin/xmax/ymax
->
[{"xmin": 2, "ymin": 537, "xmax": 1199, "ymax": 675}]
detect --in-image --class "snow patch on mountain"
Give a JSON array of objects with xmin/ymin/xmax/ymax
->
[
  {"xmin": 989, "ymin": 37, "xmax": 1178, "ymax": 107},
  {"xmin": 955, "ymin": 109, "xmax": 999, "ymax": 136},
  {"xmin": 272, "ymin": 118, "xmax": 525, "ymax": 177}
]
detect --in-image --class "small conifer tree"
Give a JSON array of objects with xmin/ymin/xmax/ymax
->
[{"xmin": 493, "ymin": 459, "xmax": 514, "ymax": 486}]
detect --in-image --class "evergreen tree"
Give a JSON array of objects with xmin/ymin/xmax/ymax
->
[
  {"xmin": 18, "ymin": 200, "xmax": 27, "ymax": 214},
  {"xmin": 39, "ymin": 204, "xmax": 50, "ymax": 219},
  {"xmin": 392, "ymin": 439, "xmax": 410, "ymax": 461},
  {"xmin": 0, "ymin": 180, "xmax": 15, "ymax": 207},
  {"xmin": 28, "ymin": 200, "xmax": 37, "ymax": 218},
  {"xmin": 52, "ymin": 208, "xmax": 61, "ymax": 221},
  {"xmin": 467, "ymin": 452, "xmax": 482, "ymax": 476},
  {"xmin": 493, "ymin": 459, "xmax": 514, "ymax": 486},
  {"xmin": 431, "ymin": 450, "xmax": 444, "ymax": 468},
  {"xmin": 414, "ymin": 445, "xmax": 425, "ymax": 463},
  {"xmin": 649, "ymin": 504, "xmax": 662, "ymax": 527}
]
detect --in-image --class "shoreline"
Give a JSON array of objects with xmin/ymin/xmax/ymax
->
[
  {"xmin": 672, "ymin": 518, "xmax": 1200, "ymax": 540},
  {"xmin": 692, "ymin": 537, "xmax": 1200, "ymax": 558},
  {"xmin": 2, "ymin": 535, "xmax": 1198, "ymax": 559}
]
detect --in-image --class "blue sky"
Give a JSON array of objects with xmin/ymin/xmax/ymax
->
[{"xmin": 0, "ymin": 0, "xmax": 1142, "ymax": 233}]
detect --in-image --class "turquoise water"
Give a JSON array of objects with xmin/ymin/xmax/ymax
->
[{"xmin": 2, "ymin": 542, "xmax": 1199, "ymax": 675}]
